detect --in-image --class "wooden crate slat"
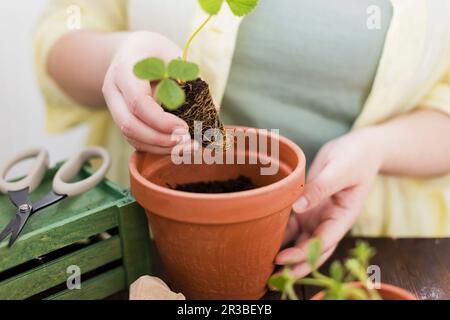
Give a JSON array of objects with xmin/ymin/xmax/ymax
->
[
  {"xmin": 46, "ymin": 266, "xmax": 126, "ymax": 300},
  {"xmin": 118, "ymin": 201, "xmax": 152, "ymax": 285},
  {"xmin": 0, "ymin": 207, "xmax": 119, "ymax": 271},
  {"xmin": 0, "ymin": 236, "xmax": 121, "ymax": 300}
]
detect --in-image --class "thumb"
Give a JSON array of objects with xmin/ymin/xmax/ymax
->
[{"xmin": 293, "ymin": 164, "xmax": 345, "ymax": 213}]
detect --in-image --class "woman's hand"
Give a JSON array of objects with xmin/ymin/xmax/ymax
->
[
  {"xmin": 102, "ymin": 31, "xmax": 196, "ymax": 154},
  {"xmin": 275, "ymin": 128, "xmax": 382, "ymax": 277}
]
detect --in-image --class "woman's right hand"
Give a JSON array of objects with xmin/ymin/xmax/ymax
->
[{"xmin": 102, "ymin": 31, "xmax": 196, "ymax": 154}]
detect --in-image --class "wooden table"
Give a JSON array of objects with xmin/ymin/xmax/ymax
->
[{"xmin": 110, "ymin": 237, "xmax": 450, "ymax": 300}]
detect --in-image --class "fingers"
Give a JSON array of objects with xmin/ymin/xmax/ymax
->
[
  {"xmin": 272, "ymin": 244, "xmax": 336, "ymax": 279},
  {"xmin": 308, "ymin": 207, "xmax": 355, "ymax": 254},
  {"xmin": 114, "ymin": 62, "xmax": 189, "ymax": 133},
  {"xmin": 279, "ymin": 189, "xmax": 364, "ymax": 266},
  {"xmin": 126, "ymin": 138, "xmax": 172, "ymax": 155},
  {"xmin": 276, "ymin": 232, "xmax": 311, "ymax": 265},
  {"xmin": 103, "ymin": 82, "xmax": 188, "ymax": 148},
  {"xmin": 290, "ymin": 245, "xmax": 337, "ymax": 278},
  {"xmin": 282, "ymin": 213, "xmax": 300, "ymax": 247},
  {"xmin": 293, "ymin": 162, "xmax": 348, "ymax": 213},
  {"xmin": 128, "ymin": 128, "xmax": 199, "ymax": 155},
  {"xmin": 171, "ymin": 137, "xmax": 200, "ymax": 155},
  {"xmin": 277, "ymin": 201, "xmax": 355, "ymax": 265}
]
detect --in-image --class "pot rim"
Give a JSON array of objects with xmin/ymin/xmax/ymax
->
[{"xmin": 129, "ymin": 126, "xmax": 306, "ymax": 201}]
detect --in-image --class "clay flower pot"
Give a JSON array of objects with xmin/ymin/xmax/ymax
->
[
  {"xmin": 310, "ymin": 282, "xmax": 417, "ymax": 300},
  {"xmin": 129, "ymin": 126, "xmax": 305, "ymax": 299}
]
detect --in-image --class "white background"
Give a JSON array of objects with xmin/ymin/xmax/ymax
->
[{"xmin": 0, "ymin": 1, "xmax": 86, "ymax": 177}]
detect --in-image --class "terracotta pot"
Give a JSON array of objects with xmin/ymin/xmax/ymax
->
[
  {"xmin": 129, "ymin": 126, "xmax": 305, "ymax": 299},
  {"xmin": 310, "ymin": 282, "xmax": 417, "ymax": 300}
]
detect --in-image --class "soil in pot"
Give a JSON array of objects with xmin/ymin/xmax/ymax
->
[
  {"xmin": 163, "ymin": 78, "xmax": 225, "ymax": 148},
  {"xmin": 173, "ymin": 175, "xmax": 257, "ymax": 193}
]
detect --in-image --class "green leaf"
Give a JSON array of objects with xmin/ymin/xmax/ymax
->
[
  {"xmin": 268, "ymin": 268, "xmax": 300, "ymax": 300},
  {"xmin": 226, "ymin": 0, "xmax": 259, "ymax": 16},
  {"xmin": 198, "ymin": 0, "xmax": 224, "ymax": 15},
  {"xmin": 329, "ymin": 261, "xmax": 344, "ymax": 282},
  {"xmin": 155, "ymin": 79, "xmax": 185, "ymax": 110},
  {"xmin": 133, "ymin": 57, "xmax": 166, "ymax": 81},
  {"xmin": 285, "ymin": 284, "xmax": 299, "ymax": 300},
  {"xmin": 168, "ymin": 59, "xmax": 200, "ymax": 82},
  {"xmin": 267, "ymin": 268, "xmax": 294, "ymax": 292},
  {"xmin": 324, "ymin": 283, "xmax": 346, "ymax": 300},
  {"xmin": 345, "ymin": 258, "xmax": 366, "ymax": 281},
  {"xmin": 297, "ymin": 277, "xmax": 331, "ymax": 288},
  {"xmin": 307, "ymin": 238, "xmax": 321, "ymax": 269},
  {"xmin": 350, "ymin": 241, "xmax": 376, "ymax": 266},
  {"xmin": 344, "ymin": 286, "xmax": 370, "ymax": 300}
]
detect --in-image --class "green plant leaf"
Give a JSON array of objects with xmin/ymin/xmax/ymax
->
[
  {"xmin": 226, "ymin": 0, "xmax": 259, "ymax": 16},
  {"xmin": 345, "ymin": 258, "xmax": 366, "ymax": 281},
  {"xmin": 155, "ymin": 79, "xmax": 185, "ymax": 110},
  {"xmin": 133, "ymin": 57, "xmax": 166, "ymax": 81},
  {"xmin": 324, "ymin": 283, "xmax": 346, "ymax": 300},
  {"xmin": 307, "ymin": 238, "xmax": 321, "ymax": 269},
  {"xmin": 296, "ymin": 277, "xmax": 332, "ymax": 287},
  {"xmin": 168, "ymin": 59, "xmax": 200, "ymax": 82},
  {"xmin": 198, "ymin": 0, "xmax": 224, "ymax": 15},
  {"xmin": 344, "ymin": 286, "xmax": 370, "ymax": 300},
  {"xmin": 267, "ymin": 268, "xmax": 294, "ymax": 292},
  {"xmin": 350, "ymin": 241, "xmax": 376, "ymax": 266},
  {"xmin": 329, "ymin": 261, "xmax": 344, "ymax": 282}
]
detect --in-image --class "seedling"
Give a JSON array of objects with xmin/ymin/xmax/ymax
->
[
  {"xmin": 133, "ymin": 0, "xmax": 259, "ymax": 110},
  {"xmin": 268, "ymin": 239, "xmax": 382, "ymax": 300},
  {"xmin": 133, "ymin": 58, "xmax": 199, "ymax": 110}
]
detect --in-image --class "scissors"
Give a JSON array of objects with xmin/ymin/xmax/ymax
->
[{"xmin": 0, "ymin": 147, "xmax": 111, "ymax": 247}]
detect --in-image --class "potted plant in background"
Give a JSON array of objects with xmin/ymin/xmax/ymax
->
[
  {"xmin": 268, "ymin": 239, "xmax": 417, "ymax": 300},
  {"xmin": 129, "ymin": 0, "xmax": 308, "ymax": 299}
]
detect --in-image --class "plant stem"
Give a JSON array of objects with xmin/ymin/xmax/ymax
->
[
  {"xmin": 285, "ymin": 285, "xmax": 299, "ymax": 300},
  {"xmin": 355, "ymin": 272, "xmax": 382, "ymax": 300},
  {"xmin": 297, "ymin": 277, "xmax": 332, "ymax": 287},
  {"xmin": 183, "ymin": 15, "xmax": 213, "ymax": 61}
]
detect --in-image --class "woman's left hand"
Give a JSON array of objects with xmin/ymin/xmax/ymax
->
[{"xmin": 275, "ymin": 128, "xmax": 383, "ymax": 277}]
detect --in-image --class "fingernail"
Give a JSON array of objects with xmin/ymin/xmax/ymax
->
[
  {"xmin": 178, "ymin": 140, "xmax": 200, "ymax": 154},
  {"xmin": 276, "ymin": 248, "xmax": 303, "ymax": 264},
  {"xmin": 173, "ymin": 127, "xmax": 189, "ymax": 135},
  {"xmin": 179, "ymin": 134, "xmax": 191, "ymax": 144},
  {"xmin": 172, "ymin": 128, "xmax": 190, "ymax": 143},
  {"xmin": 293, "ymin": 197, "xmax": 309, "ymax": 212}
]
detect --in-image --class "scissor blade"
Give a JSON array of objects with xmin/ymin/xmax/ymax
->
[
  {"xmin": 8, "ymin": 188, "xmax": 30, "ymax": 208},
  {"xmin": 7, "ymin": 210, "xmax": 31, "ymax": 247},
  {"xmin": 0, "ymin": 216, "xmax": 18, "ymax": 243},
  {"xmin": 32, "ymin": 191, "xmax": 66, "ymax": 214}
]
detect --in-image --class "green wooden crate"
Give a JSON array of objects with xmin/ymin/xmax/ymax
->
[{"xmin": 0, "ymin": 164, "xmax": 151, "ymax": 300}]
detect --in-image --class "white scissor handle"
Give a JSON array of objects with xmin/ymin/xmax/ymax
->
[
  {"xmin": 0, "ymin": 148, "xmax": 49, "ymax": 194},
  {"xmin": 52, "ymin": 147, "xmax": 111, "ymax": 197}
]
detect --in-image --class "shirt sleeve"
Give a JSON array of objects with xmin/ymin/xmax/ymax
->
[
  {"xmin": 33, "ymin": 0, "xmax": 127, "ymax": 133},
  {"xmin": 418, "ymin": 67, "xmax": 450, "ymax": 116}
]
